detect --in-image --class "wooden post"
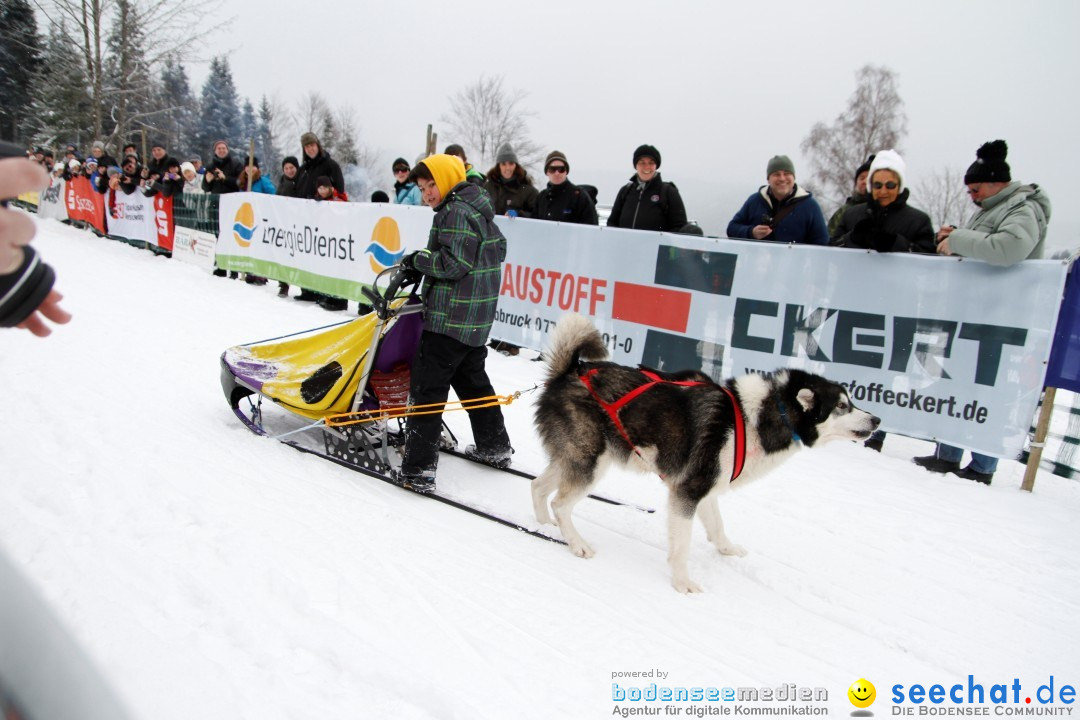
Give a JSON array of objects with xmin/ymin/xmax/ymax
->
[
  {"xmin": 1021, "ymin": 385, "xmax": 1057, "ymax": 492},
  {"xmin": 425, "ymin": 124, "xmax": 436, "ymax": 157},
  {"xmin": 246, "ymin": 138, "xmax": 255, "ymax": 190},
  {"xmin": 140, "ymin": 128, "xmax": 147, "ymax": 163}
]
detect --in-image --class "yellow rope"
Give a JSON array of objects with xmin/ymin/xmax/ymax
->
[{"xmin": 325, "ymin": 391, "xmax": 523, "ymax": 428}]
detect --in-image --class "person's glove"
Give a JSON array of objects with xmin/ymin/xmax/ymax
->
[
  {"xmin": 848, "ymin": 218, "xmax": 874, "ymax": 248},
  {"xmin": 870, "ymin": 230, "xmax": 900, "ymax": 253},
  {"xmin": 0, "ymin": 245, "xmax": 56, "ymax": 328},
  {"xmin": 398, "ymin": 251, "xmax": 423, "ymax": 283}
]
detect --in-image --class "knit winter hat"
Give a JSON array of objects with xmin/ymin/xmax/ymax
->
[
  {"xmin": 300, "ymin": 132, "xmax": 320, "ymax": 148},
  {"xmin": 867, "ymin": 149, "xmax": 906, "ymax": 194},
  {"xmin": 392, "ymin": 157, "xmax": 410, "ymax": 172},
  {"xmin": 766, "ymin": 155, "xmax": 795, "ymax": 177},
  {"xmin": 544, "ymin": 150, "xmax": 569, "ymax": 173},
  {"xmin": 151, "ymin": 140, "xmax": 166, "ymax": 150},
  {"xmin": 315, "ymin": 175, "xmax": 332, "ymax": 188},
  {"xmin": 84, "ymin": 157, "xmax": 99, "ymax": 167},
  {"xmin": 633, "ymin": 144, "xmax": 661, "ymax": 168},
  {"xmin": 180, "ymin": 162, "xmax": 195, "ymax": 175},
  {"xmin": 419, "ymin": 154, "xmax": 467, "ymax": 199},
  {"xmin": 495, "ymin": 143, "xmax": 518, "ymax": 165},
  {"xmin": 964, "ymin": 140, "xmax": 1011, "ymax": 184},
  {"xmin": 371, "ymin": 190, "xmax": 390, "ymax": 203},
  {"xmin": 213, "ymin": 140, "xmax": 228, "ymax": 152},
  {"xmin": 92, "ymin": 140, "xmax": 105, "ymax": 151},
  {"xmin": 68, "ymin": 159, "xmax": 81, "ymax": 170},
  {"xmin": 282, "ymin": 156, "xmax": 299, "ymax": 170},
  {"xmin": 855, "ymin": 154, "xmax": 875, "ymax": 184}
]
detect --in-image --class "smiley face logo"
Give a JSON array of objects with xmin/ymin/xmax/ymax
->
[{"xmin": 848, "ymin": 679, "xmax": 876, "ymax": 709}]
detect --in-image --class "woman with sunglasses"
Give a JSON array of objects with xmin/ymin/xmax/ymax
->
[
  {"xmin": 391, "ymin": 158, "xmax": 423, "ymax": 205},
  {"xmin": 833, "ymin": 149, "xmax": 935, "ymax": 254}
]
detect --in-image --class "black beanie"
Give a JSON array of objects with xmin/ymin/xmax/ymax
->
[
  {"xmin": 392, "ymin": 157, "xmax": 410, "ymax": 171},
  {"xmin": 965, "ymin": 140, "xmax": 1011, "ymax": 184},
  {"xmin": 371, "ymin": 190, "xmax": 390, "ymax": 203},
  {"xmin": 855, "ymin": 154, "xmax": 875, "ymax": 184},
  {"xmin": 282, "ymin": 156, "xmax": 299, "ymax": 169},
  {"xmin": 316, "ymin": 175, "xmax": 332, "ymax": 188},
  {"xmin": 633, "ymin": 144, "xmax": 661, "ymax": 168}
]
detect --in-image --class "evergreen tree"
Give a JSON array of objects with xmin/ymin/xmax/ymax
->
[
  {"xmin": 239, "ymin": 98, "xmax": 257, "ymax": 147},
  {"xmin": 0, "ymin": 0, "xmax": 42, "ymax": 143},
  {"xmin": 28, "ymin": 21, "xmax": 93, "ymax": 150},
  {"xmin": 193, "ymin": 55, "xmax": 241, "ymax": 157},
  {"xmin": 257, "ymin": 95, "xmax": 282, "ymax": 183},
  {"xmin": 158, "ymin": 57, "xmax": 196, "ymax": 158},
  {"xmin": 102, "ymin": 0, "xmax": 158, "ymax": 150}
]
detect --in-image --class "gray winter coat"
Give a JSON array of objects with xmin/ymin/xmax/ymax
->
[{"xmin": 948, "ymin": 182, "xmax": 1051, "ymax": 266}]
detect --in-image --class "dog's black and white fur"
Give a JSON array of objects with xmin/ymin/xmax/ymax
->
[{"xmin": 532, "ymin": 313, "xmax": 880, "ymax": 593}]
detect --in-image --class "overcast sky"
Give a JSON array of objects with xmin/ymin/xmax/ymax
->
[{"xmin": 192, "ymin": 0, "xmax": 1080, "ymax": 247}]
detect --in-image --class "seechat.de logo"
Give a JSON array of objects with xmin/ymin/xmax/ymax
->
[
  {"xmin": 365, "ymin": 216, "xmax": 405, "ymax": 273},
  {"xmin": 849, "ymin": 678, "xmax": 876, "ymax": 715},
  {"xmin": 232, "ymin": 202, "xmax": 257, "ymax": 248}
]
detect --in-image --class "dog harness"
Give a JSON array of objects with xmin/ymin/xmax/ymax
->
[{"xmin": 578, "ymin": 368, "xmax": 746, "ymax": 482}]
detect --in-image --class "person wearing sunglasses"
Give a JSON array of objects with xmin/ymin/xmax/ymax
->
[
  {"xmin": 914, "ymin": 140, "xmax": 1051, "ymax": 485},
  {"xmin": 391, "ymin": 158, "xmax": 423, "ymax": 206},
  {"xmin": 832, "ymin": 149, "xmax": 934, "ymax": 254},
  {"xmin": 534, "ymin": 150, "xmax": 598, "ymax": 225},
  {"xmin": 726, "ymin": 155, "xmax": 828, "ymax": 245}
]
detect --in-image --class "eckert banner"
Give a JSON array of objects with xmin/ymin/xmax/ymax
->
[
  {"xmin": 488, "ymin": 219, "xmax": 1068, "ymax": 459},
  {"xmin": 215, "ymin": 194, "xmax": 433, "ymax": 298}
]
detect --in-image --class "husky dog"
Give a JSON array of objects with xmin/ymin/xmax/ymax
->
[{"xmin": 532, "ymin": 314, "xmax": 880, "ymax": 593}]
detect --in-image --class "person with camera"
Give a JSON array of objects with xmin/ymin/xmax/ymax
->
[
  {"xmin": 143, "ymin": 141, "xmax": 184, "ymax": 197},
  {"xmin": 200, "ymin": 140, "xmax": 244, "ymax": 194},
  {"xmin": 726, "ymin": 155, "xmax": 829, "ymax": 245}
]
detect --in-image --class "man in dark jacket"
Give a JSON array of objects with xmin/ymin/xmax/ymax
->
[
  {"xmin": 201, "ymin": 140, "xmax": 244, "ymax": 194},
  {"xmin": 295, "ymin": 132, "xmax": 345, "ymax": 200},
  {"xmin": 392, "ymin": 153, "xmax": 512, "ymax": 493},
  {"xmin": 607, "ymin": 144, "xmax": 687, "ymax": 232},
  {"xmin": 535, "ymin": 150, "xmax": 598, "ymax": 225},
  {"xmin": 726, "ymin": 155, "xmax": 829, "ymax": 245},
  {"xmin": 827, "ymin": 154, "xmax": 874, "ymax": 240},
  {"xmin": 143, "ymin": 141, "xmax": 183, "ymax": 197}
]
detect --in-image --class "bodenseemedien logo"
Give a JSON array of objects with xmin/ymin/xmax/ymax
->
[
  {"xmin": 365, "ymin": 216, "xmax": 404, "ymax": 273},
  {"xmin": 849, "ymin": 678, "xmax": 877, "ymax": 716},
  {"xmin": 233, "ymin": 202, "xmax": 256, "ymax": 247}
]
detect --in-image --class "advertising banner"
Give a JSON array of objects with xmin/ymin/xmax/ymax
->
[
  {"xmin": 172, "ymin": 225, "xmax": 218, "ymax": 269},
  {"xmin": 487, "ymin": 220, "xmax": 1069, "ymax": 459},
  {"xmin": 37, "ymin": 177, "xmax": 67, "ymax": 221},
  {"xmin": 105, "ymin": 188, "xmax": 171, "ymax": 247},
  {"xmin": 216, "ymin": 194, "xmax": 433, "ymax": 298},
  {"xmin": 65, "ymin": 176, "xmax": 106, "ymax": 234}
]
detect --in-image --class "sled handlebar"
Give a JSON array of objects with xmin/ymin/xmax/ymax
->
[{"xmin": 364, "ymin": 265, "xmax": 421, "ymax": 320}]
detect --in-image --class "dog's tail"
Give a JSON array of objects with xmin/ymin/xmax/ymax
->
[{"xmin": 544, "ymin": 313, "xmax": 608, "ymax": 381}]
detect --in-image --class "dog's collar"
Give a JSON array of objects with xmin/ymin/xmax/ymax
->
[{"xmin": 777, "ymin": 399, "xmax": 802, "ymax": 444}]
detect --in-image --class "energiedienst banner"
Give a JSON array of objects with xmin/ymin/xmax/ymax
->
[
  {"xmin": 488, "ymin": 219, "xmax": 1068, "ymax": 459},
  {"xmin": 215, "ymin": 194, "xmax": 433, "ymax": 298}
]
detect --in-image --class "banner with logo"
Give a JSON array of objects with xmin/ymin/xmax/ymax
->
[
  {"xmin": 105, "ymin": 190, "xmax": 174, "ymax": 250},
  {"xmin": 216, "ymin": 194, "xmax": 433, "ymax": 298},
  {"xmin": 65, "ymin": 176, "xmax": 106, "ymax": 234},
  {"xmin": 172, "ymin": 226, "xmax": 217, "ymax": 269},
  {"xmin": 37, "ymin": 177, "xmax": 67, "ymax": 221},
  {"xmin": 487, "ymin": 220, "xmax": 1068, "ymax": 459}
]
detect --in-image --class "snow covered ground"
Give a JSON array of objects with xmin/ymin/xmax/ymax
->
[{"xmin": 2, "ymin": 218, "xmax": 1079, "ymax": 720}]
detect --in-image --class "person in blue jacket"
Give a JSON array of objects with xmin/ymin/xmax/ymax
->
[
  {"xmin": 391, "ymin": 158, "xmax": 423, "ymax": 205},
  {"xmin": 726, "ymin": 155, "xmax": 829, "ymax": 245}
]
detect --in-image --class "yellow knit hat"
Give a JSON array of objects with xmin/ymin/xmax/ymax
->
[{"xmin": 419, "ymin": 154, "xmax": 466, "ymax": 199}]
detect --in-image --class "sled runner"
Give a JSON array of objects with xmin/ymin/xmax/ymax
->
[{"xmin": 219, "ymin": 268, "xmax": 652, "ymax": 543}]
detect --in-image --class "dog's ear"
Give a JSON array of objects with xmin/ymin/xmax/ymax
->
[{"xmin": 796, "ymin": 388, "xmax": 815, "ymax": 411}]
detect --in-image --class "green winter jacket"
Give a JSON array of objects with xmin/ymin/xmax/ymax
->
[
  {"xmin": 412, "ymin": 181, "xmax": 507, "ymax": 346},
  {"xmin": 948, "ymin": 182, "xmax": 1051, "ymax": 266}
]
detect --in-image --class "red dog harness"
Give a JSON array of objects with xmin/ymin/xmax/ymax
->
[{"xmin": 578, "ymin": 368, "xmax": 746, "ymax": 482}]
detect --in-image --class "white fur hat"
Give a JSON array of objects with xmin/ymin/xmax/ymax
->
[
  {"xmin": 180, "ymin": 161, "xmax": 196, "ymax": 175},
  {"xmin": 868, "ymin": 149, "xmax": 906, "ymax": 193}
]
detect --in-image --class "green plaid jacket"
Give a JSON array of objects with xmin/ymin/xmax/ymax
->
[{"xmin": 413, "ymin": 182, "xmax": 507, "ymax": 346}]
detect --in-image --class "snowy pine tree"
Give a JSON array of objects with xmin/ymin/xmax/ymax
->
[
  {"xmin": 27, "ymin": 21, "xmax": 94, "ymax": 150},
  {"xmin": 158, "ymin": 57, "xmax": 196, "ymax": 159},
  {"xmin": 0, "ymin": 0, "xmax": 42, "ymax": 144},
  {"xmin": 257, "ymin": 95, "xmax": 283, "ymax": 183},
  {"xmin": 239, "ymin": 98, "xmax": 258, "ymax": 161},
  {"xmin": 102, "ymin": 0, "xmax": 158, "ymax": 151},
  {"xmin": 192, "ymin": 56, "xmax": 242, "ymax": 158}
]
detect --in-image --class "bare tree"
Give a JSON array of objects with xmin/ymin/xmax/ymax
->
[
  {"xmin": 801, "ymin": 65, "xmax": 908, "ymax": 212},
  {"xmin": 441, "ymin": 75, "xmax": 542, "ymax": 172},
  {"xmin": 915, "ymin": 167, "xmax": 975, "ymax": 230}
]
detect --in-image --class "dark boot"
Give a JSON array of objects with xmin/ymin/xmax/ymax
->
[
  {"xmin": 278, "ymin": 282, "xmax": 290, "ymax": 298},
  {"xmin": 294, "ymin": 289, "xmax": 319, "ymax": 302},
  {"xmin": 951, "ymin": 465, "xmax": 993, "ymax": 485},
  {"xmin": 912, "ymin": 455, "xmax": 961, "ymax": 474},
  {"xmin": 318, "ymin": 296, "xmax": 348, "ymax": 311},
  {"xmin": 213, "ymin": 268, "xmax": 226, "ymax": 277}
]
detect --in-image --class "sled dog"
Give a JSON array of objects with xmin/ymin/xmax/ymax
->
[{"xmin": 532, "ymin": 313, "xmax": 880, "ymax": 593}]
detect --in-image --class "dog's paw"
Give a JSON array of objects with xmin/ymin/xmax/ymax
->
[
  {"xmin": 568, "ymin": 540, "xmax": 595, "ymax": 559},
  {"xmin": 535, "ymin": 508, "xmax": 554, "ymax": 526},
  {"xmin": 672, "ymin": 576, "xmax": 704, "ymax": 594},
  {"xmin": 717, "ymin": 543, "xmax": 747, "ymax": 557}
]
